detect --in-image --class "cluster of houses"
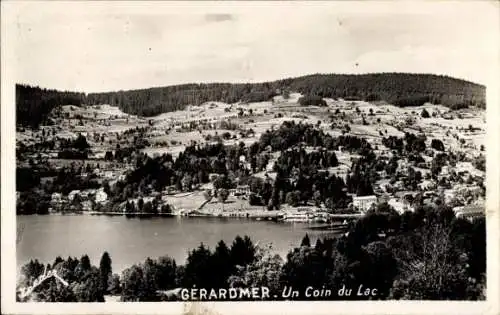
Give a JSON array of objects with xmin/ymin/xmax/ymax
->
[{"xmin": 50, "ymin": 188, "xmax": 108, "ymax": 212}]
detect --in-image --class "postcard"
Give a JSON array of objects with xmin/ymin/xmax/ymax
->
[{"xmin": 1, "ymin": 1, "xmax": 499, "ymax": 315}]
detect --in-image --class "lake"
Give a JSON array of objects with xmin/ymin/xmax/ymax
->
[{"xmin": 17, "ymin": 215, "xmax": 339, "ymax": 273}]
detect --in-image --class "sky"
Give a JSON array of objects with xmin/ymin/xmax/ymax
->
[{"xmin": 5, "ymin": 1, "xmax": 499, "ymax": 92}]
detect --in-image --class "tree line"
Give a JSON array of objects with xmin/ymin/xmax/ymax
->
[
  {"xmin": 16, "ymin": 84, "xmax": 86, "ymax": 128},
  {"xmin": 17, "ymin": 73, "xmax": 485, "ymax": 128}
]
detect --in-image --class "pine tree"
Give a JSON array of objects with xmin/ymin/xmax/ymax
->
[
  {"xmin": 300, "ymin": 234, "xmax": 311, "ymax": 247},
  {"xmin": 99, "ymin": 252, "xmax": 112, "ymax": 294}
]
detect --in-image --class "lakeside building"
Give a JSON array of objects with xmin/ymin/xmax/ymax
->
[
  {"xmin": 453, "ymin": 203, "xmax": 485, "ymax": 221},
  {"xmin": 51, "ymin": 193, "xmax": 63, "ymax": 204},
  {"xmin": 352, "ymin": 195, "xmax": 377, "ymax": 213},
  {"xmin": 95, "ymin": 189, "xmax": 108, "ymax": 204},
  {"xmin": 68, "ymin": 190, "xmax": 81, "ymax": 201}
]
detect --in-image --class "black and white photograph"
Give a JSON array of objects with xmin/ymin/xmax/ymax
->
[{"xmin": 1, "ymin": 1, "xmax": 499, "ymax": 314}]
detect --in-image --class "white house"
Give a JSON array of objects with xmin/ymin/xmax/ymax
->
[
  {"xmin": 453, "ymin": 204, "xmax": 484, "ymax": 221},
  {"xmin": 103, "ymin": 171, "xmax": 115, "ymax": 179},
  {"xmin": 388, "ymin": 198, "xmax": 414, "ymax": 214},
  {"xmin": 95, "ymin": 190, "xmax": 108, "ymax": 204},
  {"xmin": 68, "ymin": 190, "xmax": 81, "ymax": 201},
  {"xmin": 419, "ymin": 180, "xmax": 436, "ymax": 191},
  {"xmin": 440, "ymin": 165, "xmax": 450, "ymax": 177},
  {"xmin": 352, "ymin": 195, "xmax": 378, "ymax": 213},
  {"xmin": 51, "ymin": 192, "xmax": 63, "ymax": 204}
]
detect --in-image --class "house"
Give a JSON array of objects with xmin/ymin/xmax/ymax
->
[
  {"xmin": 51, "ymin": 193, "xmax": 63, "ymax": 204},
  {"xmin": 235, "ymin": 185, "xmax": 250, "ymax": 196},
  {"xmin": 440, "ymin": 165, "xmax": 450, "ymax": 177},
  {"xmin": 266, "ymin": 162, "xmax": 275, "ymax": 172},
  {"xmin": 388, "ymin": 198, "xmax": 414, "ymax": 214},
  {"xmin": 81, "ymin": 200, "xmax": 93, "ymax": 211},
  {"xmin": 328, "ymin": 164, "xmax": 351, "ymax": 181},
  {"xmin": 95, "ymin": 190, "xmax": 108, "ymax": 204},
  {"xmin": 352, "ymin": 195, "xmax": 378, "ymax": 213},
  {"xmin": 419, "ymin": 180, "xmax": 436, "ymax": 191},
  {"xmin": 453, "ymin": 204, "xmax": 485, "ymax": 221},
  {"xmin": 103, "ymin": 171, "xmax": 115, "ymax": 179},
  {"xmin": 79, "ymin": 190, "xmax": 91, "ymax": 198},
  {"xmin": 68, "ymin": 190, "xmax": 81, "ymax": 201},
  {"xmin": 377, "ymin": 170, "xmax": 387, "ymax": 178}
]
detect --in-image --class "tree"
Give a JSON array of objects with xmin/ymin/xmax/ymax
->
[
  {"xmin": 228, "ymin": 244, "xmax": 284, "ymax": 298},
  {"xmin": 19, "ymin": 259, "xmax": 45, "ymax": 287},
  {"xmin": 73, "ymin": 261, "xmax": 90, "ymax": 282},
  {"xmin": 431, "ymin": 139, "xmax": 445, "ymax": 151},
  {"xmin": 363, "ymin": 241, "xmax": 398, "ymax": 298},
  {"xmin": 230, "ymin": 235, "xmax": 256, "ymax": 268},
  {"xmin": 158, "ymin": 204, "xmax": 171, "ymax": 214},
  {"xmin": 213, "ymin": 175, "xmax": 234, "ymax": 190},
  {"xmin": 137, "ymin": 198, "xmax": 144, "ymax": 212},
  {"xmin": 29, "ymin": 278, "xmax": 77, "ymax": 302},
  {"xmin": 182, "ymin": 243, "xmax": 213, "ymax": 288},
  {"xmin": 389, "ymin": 222, "xmax": 478, "ymax": 300},
  {"xmin": 142, "ymin": 257, "xmax": 159, "ymax": 297},
  {"xmin": 285, "ymin": 191, "xmax": 300, "ymax": 207},
  {"xmin": 121, "ymin": 265, "xmax": 147, "ymax": 301},
  {"xmin": 211, "ymin": 240, "xmax": 233, "ymax": 288},
  {"xmin": 156, "ymin": 256, "xmax": 177, "ymax": 290},
  {"xmin": 421, "ymin": 109, "xmax": 430, "ymax": 118},
  {"xmin": 73, "ymin": 134, "xmax": 91, "ymax": 150},
  {"xmin": 473, "ymin": 155, "xmax": 485, "ymax": 172},
  {"xmin": 78, "ymin": 255, "xmax": 91, "ymax": 273},
  {"xmin": 107, "ymin": 274, "xmax": 121, "ymax": 295},
  {"xmin": 300, "ymin": 234, "xmax": 311, "ymax": 247},
  {"xmin": 218, "ymin": 188, "xmax": 229, "ymax": 204},
  {"xmin": 73, "ymin": 269, "xmax": 105, "ymax": 302},
  {"xmin": 104, "ymin": 151, "xmax": 113, "ymax": 161},
  {"xmin": 181, "ymin": 174, "xmax": 192, "ymax": 191},
  {"xmin": 143, "ymin": 201, "xmax": 154, "ymax": 214},
  {"xmin": 283, "ymin": 90, "xmax": 290, "ymax": 99},
  {"xmin": 313, "ymin": 190, "xmax": 322, "ymax": 207},
  {"xmin": 99, "ymin": 252, "xmax": 112, "ymax": 294},
  {"xmin": 281, "ymin": 246, "xmax": 328, "ymax": 294},
  {"xmin": 298, "ymin": 95, "xmax": 327, "ymax": 106}
]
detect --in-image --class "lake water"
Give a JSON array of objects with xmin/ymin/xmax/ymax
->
[{"xmin": 17, "ymin": 215, "xmax": 338, "ymax": 273}]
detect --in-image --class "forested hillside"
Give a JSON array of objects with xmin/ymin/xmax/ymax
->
[
  {"xmin": 17, "ymin": 73, "xmax": 486, "ymax": 127},
  {"xmin": 16, "ymin": 84, "xmax": 86, "ymax": 128}
]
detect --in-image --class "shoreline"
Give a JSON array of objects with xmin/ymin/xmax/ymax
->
[{"xmin": 16, "ymin": 212, "xmax": 351, "ymax": 230}]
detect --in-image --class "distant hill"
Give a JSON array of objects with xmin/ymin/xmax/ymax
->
[
  {"xmin": 16, "ymin": 84, "xmax": 86, "ymax": 128},
  {"xmin": 16, "ymin": 73, "xmax": 486, "ymax": 128}
]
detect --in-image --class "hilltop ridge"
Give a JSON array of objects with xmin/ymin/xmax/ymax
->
[{"xmin": 16, "ymin": 72, "xmax": 486, "ymax": 128}]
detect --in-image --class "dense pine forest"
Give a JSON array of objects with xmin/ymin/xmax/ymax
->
[
  {"xmin": 16, "ymin": 73, "xmax": 486, "ymax": 128},
  {"xmin": 16, "ymin": 85, "xmax": 86, "ymax": 128}
]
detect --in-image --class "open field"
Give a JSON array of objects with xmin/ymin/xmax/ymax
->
[
  {"xmin": 200, "ymin": 197, "xmax": 267, "ymax": 214},
  {"xmin": 163, "ymin": 191, "xmax": 207, "ymax": 212}
]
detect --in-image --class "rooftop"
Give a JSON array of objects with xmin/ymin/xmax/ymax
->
[{"xmin": 353, "ymin": 195, "xmax": 377, "ymax": 200}]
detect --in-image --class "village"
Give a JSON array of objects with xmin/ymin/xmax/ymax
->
[{"xmin": 16, "ymin": 92, "xmax": 486, "ymax": 224}]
